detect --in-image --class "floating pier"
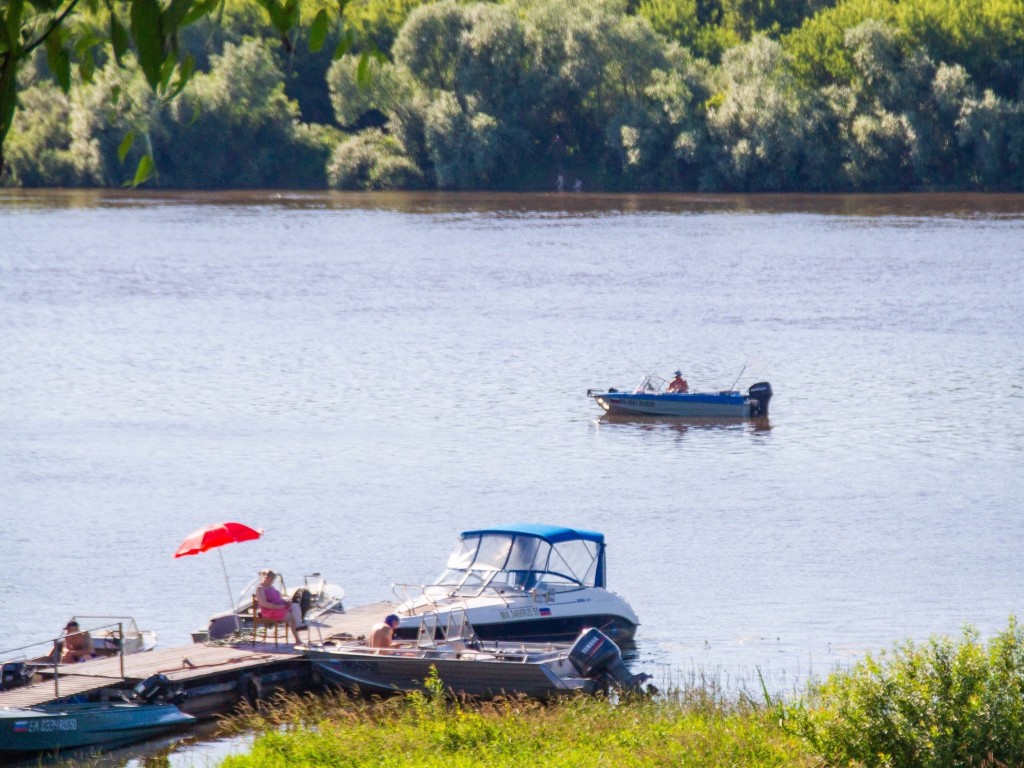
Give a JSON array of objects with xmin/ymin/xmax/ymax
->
[{"xmin": 0, "ymin": 602, "xmax": 393, "ymax": 719}]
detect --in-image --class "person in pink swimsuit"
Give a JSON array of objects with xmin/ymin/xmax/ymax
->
[{"xmin": 255, "ymin": 569, "xmax": 305, "ymax": 643}]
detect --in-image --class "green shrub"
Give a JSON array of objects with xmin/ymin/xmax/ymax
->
[{"xmin": 789, "ymin": 617, "xmax": 1024, "ymax": 768}]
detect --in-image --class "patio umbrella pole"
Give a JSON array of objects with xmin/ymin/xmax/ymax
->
[{"xmin": 218, "ymin": 548, "xmax": 235, "ymax": 612}]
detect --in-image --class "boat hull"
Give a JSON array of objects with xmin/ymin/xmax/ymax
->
[
  {"xmin": 396, "ymin": 589, "xmax": 639, "ymax": 645},
  {"xmin": 308, "ymin": 646, "xmax": 594, "ymax": 699},
  {"xmin": 592, "ymin": 392, "xmax": 756, "ymax": 417},
  {"xmin": 0, "ymin": 702, "xmax": 194, "ymax": 756}
]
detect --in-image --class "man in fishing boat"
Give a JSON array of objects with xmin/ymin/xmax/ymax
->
[
  {"xmin": 368, "ymin": 614, "xmax": 401, "ymax": 648},
  {"xmin": 667, "ymin": 371, "xmax": 689, "ymax": 393}
]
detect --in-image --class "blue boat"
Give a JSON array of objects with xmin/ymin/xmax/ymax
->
[
  {"xmin": 0, "ymin": 701, "xmax": 194, "ymax": 757},
  {"xmin": 0, "ymin": 674, "xmax": 194, "ymax": 758},
  {"xmin": 588, "ymin": 373, "xmax": 772, "ymax": 418}
]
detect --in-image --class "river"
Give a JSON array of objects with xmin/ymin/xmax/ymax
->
[{"xmin": 1, "ymin": 190, "xmax": 1023, "ymax": 764}]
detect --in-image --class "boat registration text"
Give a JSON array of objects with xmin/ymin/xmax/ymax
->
[
  {"xmin": 14, "ymin": 718, "xmax": 77, "ymax": 733},
  {"xmin": 500, "ymin": 606, "xmax": 542, "ymax": 621}
]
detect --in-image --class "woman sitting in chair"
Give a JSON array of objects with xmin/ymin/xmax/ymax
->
[{"xmin": 255, "ymin": 569, "xmax": 305, "ymax": 643}]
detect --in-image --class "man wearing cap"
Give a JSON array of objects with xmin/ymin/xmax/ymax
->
[
  {"xmin": 60, "ymin": 620, "xmax": 94, "ymax": 663},
  {"xmin": 368, "ymin": 614, "xmax": 401, "ymax": 648},
  {"xmin": 667, "ymin": 371, "xmax": 689, "ymax": 393}
]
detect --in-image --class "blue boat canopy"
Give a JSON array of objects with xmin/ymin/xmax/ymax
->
[
  {"xmin": 435, "ymin": 524, "xmax": 608, "ymax": 591},
  {"xmin": 460, "ymin": 524, "xmax": 605, "ymax": 545}
]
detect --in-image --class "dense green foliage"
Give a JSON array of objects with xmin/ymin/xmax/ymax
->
[
  {"xmin": 790, "ymin": 618, "xmax": 1024, "ymax": 768},
  {"xmin": 4, "ymin": 0, "xmax": 1023, "ymax": 189},
  {"xmin": 207, "ymin": 619, "xmax": 1024, "ymax": 768}
]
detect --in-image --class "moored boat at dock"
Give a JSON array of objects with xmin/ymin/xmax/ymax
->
[
  {"xmin": 390, "ymin": 524, "xmax": 639, "ymax": 643},
  {"xmin": 0, "ymin": 674, "xmax": 194, "ymax": 758},
  {"xmin": 305, "ymin": 610, "xmax": 647, "ymax": 699}
]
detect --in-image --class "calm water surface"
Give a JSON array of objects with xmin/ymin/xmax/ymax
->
[{"xmin": 2, "ymin": 190, "xmax": 1023, "ymax": 763}]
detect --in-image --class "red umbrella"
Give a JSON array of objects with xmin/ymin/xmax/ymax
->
[
  {"xmin": 175, "ymin": 522, "xmax": 264, "ymax": 611},
  {"xmin": 174, "ymin": 521, "xmax": 263, "ymax": 558}
]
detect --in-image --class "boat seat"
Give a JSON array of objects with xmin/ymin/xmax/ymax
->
[{"xmin": 251, "ymin": 595, "xmax": 287, "ymax": 646}]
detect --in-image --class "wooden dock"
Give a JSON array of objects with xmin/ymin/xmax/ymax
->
[{"xmin": 0, "ymin": 601, "xmax": 395, "ymax": 718}]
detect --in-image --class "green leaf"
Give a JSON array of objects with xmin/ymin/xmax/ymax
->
[
  {"xmin": 309, "ymin": 8, "xmax": 329, "ymax": 53},
  {"xmin": 254, "ymin": 0, "xmax": 286, "ymax": 31},
  {"xmin": 117, "ymin": 131, "xmax": 136, "ymax": 162},
  {"xmin": 131, "ymin": 0, "xmax": 166, "ymax": 89},
  {"xmin": 282, "ymin": 0, "xmax": 300, "ymax": 31},
  {"xmin": 126, "ymin": 154, "xmax": 155, "ymax": 187},
  {"xmin": 45, "ymin": 34, "xmax": 71, "ymax": 92},
  {"xmin": 163, "ymin": 0, "xmax": 195, "ymax": 32},
  {"xmin": 182, "ymin": 0, "xmax": 220, "ymax": 27},
  {"xmin": 79, "ymin": 49, "xmax": 96, "ymax": 83},
  {"xmin": 356, "ymin": 50, "xmax": 371, "ymax": 88},
  {"xmin": 74, "ymin": 33, "xmax": 102, "ymax": 56},
  {"xmin": 110, "ymin": 15, "xmax": 130, "ymax": 64},
  {"xmin": 158, "ymin": 54, "xmax": 177, "ymax": 93},
  {"xmin": 333, "ymin": 26, "xmax": 355, "ymax": 59},
  {"xmin": 167, "ymin": 53, "xmax": 195, "ymax": 99}
]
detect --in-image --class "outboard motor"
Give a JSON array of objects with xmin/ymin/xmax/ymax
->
[
  {"xmin": 132, "ymin": 673, "xmax": 184, "ymax": 705},
  {"xmin": 568, "ymin": 628, "xmax": 648, "ymax": 692},
  {"xmin": 747, "ymin": 381, "xmax": 773, "ymax": 416},
  {"xmin": 1, "ymin": 661, "xmax": 36, "ymax": 690}
]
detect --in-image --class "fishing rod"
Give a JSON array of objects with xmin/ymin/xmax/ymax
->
[{"xmin": 728, "ymin": 356, "xmax": 749, "ymax": 392}]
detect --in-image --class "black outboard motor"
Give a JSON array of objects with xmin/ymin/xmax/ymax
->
[
  {"xmin": 1, "ymin": 661, "xmax": 36, "ymax": 690},
  {"xmin": 132, "ymin": 673, "xmax": 184, "ymax": 705},
  {"xmin": 747, "ymin": 381, "xmax": 773, "ymax": 416},
  {"xmin": 568, "ymin": 628, "xmax": 648, "ymax": 692}
]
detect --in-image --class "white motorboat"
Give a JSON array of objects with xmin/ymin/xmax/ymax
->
[
  {"xmin": 391, "ymin": 525, "xmax": 639, "ymax": 644},
  {"xmin": 588, "ymin": 373, "xmax": 772, "ymax": 418},
  {"xmin": 306, "ymin": 610, "xmax": 647, "ymax": 699},
  {"xmin": 193, "ymin": 572, "xmax": 345, "ymax": 642}
]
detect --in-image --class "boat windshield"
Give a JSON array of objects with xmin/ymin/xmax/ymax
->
[
  {"xmin": 634, "ymin": 373, "xmax": 666, "ymax": 394},
  {"xmin": 433, "ymin": 531, "xmax": 605, "ymax": 596}
]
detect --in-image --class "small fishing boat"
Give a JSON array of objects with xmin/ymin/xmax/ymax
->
[
  {"xmin": 391, "ymin": 524, "xmax": 639, "ymax": 643},
  {"xmin": 306, "ymin": 611, "xmax": 647, "ymax": 700},
  {"xmin": 194, "ymin": 571, "xmax": 345, "ymax": 642},
  {"xmin": 588, "ymin": 373, "xmax": 772, "ymax": 418},
  {"xmin": 0, "ymin": 675, "xmax": 194, "ymax": 757}
]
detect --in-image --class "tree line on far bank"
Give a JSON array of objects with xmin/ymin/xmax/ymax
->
[{"xmin": 4, "ymin": 0, "xmax": 1023, "ymax": 192}]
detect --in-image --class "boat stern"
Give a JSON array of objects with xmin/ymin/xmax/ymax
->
[{"xmin": 747, "ymin": 381, "xmax": 772, "ymax": 416}]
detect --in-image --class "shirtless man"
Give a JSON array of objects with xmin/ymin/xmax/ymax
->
[
  {"xmin": 368, "ymin": 614, "xmax": 401, "ymax": 648},
  {"xmin": 60, "ymin": 620, "xmax": 94, "ymax": 663}
]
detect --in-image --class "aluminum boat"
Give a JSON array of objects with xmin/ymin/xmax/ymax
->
[
  {"xmin": 306, "ymin": 610, "xmax": 646, "ymax": 699},
  {"xmin": 588, "ymin": 373, "xmax": 772, "ymax": 418}
]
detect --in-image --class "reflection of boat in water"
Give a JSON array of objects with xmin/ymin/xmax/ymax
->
[
  {"xmin": 307, "ymin": 610, "xmax": 648, "ymax": 700},
  {"xmin": 194, "ymin": 572, "xmax": 345, "ymax": 643},
  {"xmin": 588, "ymin": 373, "xmax": 772, "ymax": 418},
  {"xmin": 0, "ymin": 676, "xmax": 193, "ymax": 758},
  {"xmin": 597, "ymin": 413, "xmax": 772, "ymax": 433},
  {"xmin": 391, "ymin": 524, "xmax": 639, "ymax": 644}
]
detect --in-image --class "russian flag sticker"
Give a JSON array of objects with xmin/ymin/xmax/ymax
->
[
  {"xmin": 13, "ymin": 721, "xmax": 28, "ymax": 733},
  {"xmin": 539, "ymin": 607, "xmax": 551, "ymax": 616}
]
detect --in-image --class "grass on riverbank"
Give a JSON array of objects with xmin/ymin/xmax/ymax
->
[
  {"xmin": 219, "ymin": 673, "xmax": 816, "ymax": 768},
  {"xmin": 178, "ymin": 618, "xmax": 1024, "ymax": 768}
]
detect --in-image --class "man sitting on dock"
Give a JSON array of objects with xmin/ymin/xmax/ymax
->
[
  {"xmin": 368, "ymin": 614, "xmax": 401, "ymax": 648},
  {"xmin": 59, "ymin": 620, "xmax": 94, "ymax": 663}
]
